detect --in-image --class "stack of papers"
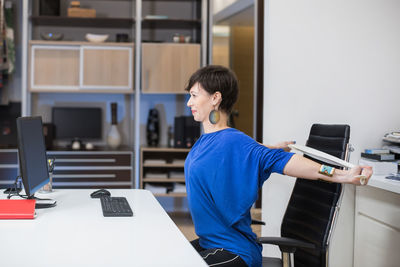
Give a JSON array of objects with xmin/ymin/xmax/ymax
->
[
  {"xmin": 169, "ymin": 171, "xmax": 185, "ymax": 179},
  {"xmin": 144, "ymin": 183, "xmax": 168, "ymax": 194},
  {"xmin": 144, "ymin": 15, "xmax": 169, "ymax": 20},
  {"xmin": 359, "ymin": 158, "xmax": 398, "ymax": 175},
  {"xmin": 383, "ymin": 145, "xmax": 400, "ymax": 154},
  {"xmin": 144, "ymin": 159, "xmax": 167, "ymax": 165},
  {"xmin": 172, "ymin": 183, "xmax": 186, "ymax": 193},
  {"xmin": 145, "ymin": 172, "xmax": 168, "ymax": 179},
  {"xmin": 172, "ymin": 159, "xmax": 185, "ymax": 165},
  {"xmin": 383, "ymin": 132, "xmax": 400, "ymax": 144}
]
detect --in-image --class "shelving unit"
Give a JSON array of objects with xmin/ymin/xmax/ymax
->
[
  {"xmin": 48, "ymin": 147, "xmax": 133, "ymax": 189},
  {"xmin": 140, "ymin": 147, "xmax": 189, "ymax": 197},
  {"xmin": 20, "ymin": 0, "xmax": 209, "ymax": 190}
]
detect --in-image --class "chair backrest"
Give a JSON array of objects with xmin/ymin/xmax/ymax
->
[{"xmin": 281, "ymin": 124, "xmax": 350, "ymax": 267}]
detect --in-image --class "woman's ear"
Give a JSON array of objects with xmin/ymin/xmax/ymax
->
[{"xmin": 212, "ymin": 91, "xmax": 222, "ymax": 106}]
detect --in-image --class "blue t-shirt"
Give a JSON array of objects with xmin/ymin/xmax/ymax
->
[{"xmin": 185, "ymin": 128, "xmax": 294, "ymax": 267}]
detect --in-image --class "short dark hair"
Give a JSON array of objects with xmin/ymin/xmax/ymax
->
[{"xmin": 185, "ymin": 65, "xmax": 239, "ymax": 114}]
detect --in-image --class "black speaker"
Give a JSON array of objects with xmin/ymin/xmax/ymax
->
[
  {"xmin": 174, "ymin": 116, "xmax": 185, "ymax": 148},
  {"xmin": 42, "ymin": 123, "xmax": 54, "ymax": 150},
  {"xmin": 111, "ymin": 102, "xmax": 117, "ymax": 125},
  {"xmin": 146, "ymin": 109, "xmax": 160, "ymax": 147},
  {"xmin": 174, "ymin": 116, "xmax": 200, "ymax": 148},
  {"xmin": 39, "ymin": 0, "xmax": 60, "ymax": 16},
  {"xmin": 184, "ymin": 116, "xmax": 200, "ymax": 148}
]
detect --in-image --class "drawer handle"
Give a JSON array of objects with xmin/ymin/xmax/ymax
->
[
  {"xmin": 0, "ymin": 164, "xmax": 19, "ymax": 168},
  {"xmin": 55, "ymin": 159, "xmax": 116, "ymax": 163},
  {"xmin": 53, "ymin": 174, "xmax": 117, "ymax": 179},
  {"xmin": 145, "ymin": 69, "xmax": 150, "ymax": 90}
]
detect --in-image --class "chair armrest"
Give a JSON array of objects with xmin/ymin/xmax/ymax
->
[
  {"xmin": 257, "ymin": 236, "xmax": 316, "ymax": 253},
  {"xmin": 251, "ymin": 219, "xmax": 266, "ymax": 225}
]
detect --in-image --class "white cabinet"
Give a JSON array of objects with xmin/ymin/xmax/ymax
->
[
  {"xmin": 81, "ymin": 46, "xmax": 133, "ymax": 90},
  {"xmin": 354, "ymin": 182, "xmax": 400, "ymax": 267},
  {"xmin": 30, "ymin": 45, "xmax": 80, "ymax": 90},
  {"xmin": 29, "ymin": 41, "xmax": 133, "ymax": 93},
  {"xmin": 142, "ymin": 43, "xmax": 200, "ymax": 94}
]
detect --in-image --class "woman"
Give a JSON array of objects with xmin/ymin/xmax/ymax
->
[{"xmin": 184, "ymin": 65, "xmax": 372, "ymax": 267}]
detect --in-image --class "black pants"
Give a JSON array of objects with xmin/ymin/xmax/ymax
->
[{"xmin": 191, "ymin": 239, "xmax": 248, "ymax": 267}]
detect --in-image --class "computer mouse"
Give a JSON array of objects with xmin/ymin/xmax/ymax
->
[{"xmin": 90, "ymin": 189, "xmax": 111, "ymax": 198}]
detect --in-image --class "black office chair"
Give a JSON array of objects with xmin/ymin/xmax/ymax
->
[{"xmin": 258, "ymin": 124, "xmax": 351, "ymax": 267}]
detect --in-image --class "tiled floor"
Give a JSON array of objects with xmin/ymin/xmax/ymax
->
[{"xmin": 169, "ymin": 208, "xmax": 263, "ymax": 242}]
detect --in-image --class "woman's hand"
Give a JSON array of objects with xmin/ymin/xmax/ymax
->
[
  {"xmin": 342, "ymin": 165, "xmax": 373, "ymax": 185},
  {"xmin": 268, "ymin": 141, "xmax": 296, "ymax": 152}
]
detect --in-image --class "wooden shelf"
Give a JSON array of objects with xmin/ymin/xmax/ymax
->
[
  {"xmin": 143, "ymin": 163, "xmax": 185, "ymax": 168},
  {"xmin": 142, "ymin": 18, "xmax": 201, "ymax": 29},
  {"xmin": 30, "ymin": 16, "xmax": 201, "ymax": 29},
  {"xmin": 29, "ymin": 40, "xmax": 134, "ymax": 46},
  {"xmin": 30, "ymin": 16, "xmax": 134, "ymax": 28},
  {"xmin": 143, "ymin": 178, "xmax": 185, "ymax": 183},
  {"xmin": 140, "ymin": 147, "xmax": 189, "ymax": 197}
]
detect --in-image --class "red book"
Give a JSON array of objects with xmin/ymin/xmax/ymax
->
[{"xmin": 0, "ymin": 199, "xmax": 36, "ymax": 219}]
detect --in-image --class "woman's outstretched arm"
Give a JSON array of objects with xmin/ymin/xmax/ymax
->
[{"xmin": 283, "ymin": 154, "xmax": 373, "ymax": 185}]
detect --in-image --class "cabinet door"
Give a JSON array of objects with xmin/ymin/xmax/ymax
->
[
  {"xmin": 81, "ymin": 46, "xmax": 133, "ymax": 90},
  {"xmin": 142, "ymin": 43, "xmax": 200, "ymax": 93},
  {"xmin": 0, "ymin": 150, "xmax": 18, "ymax": 188},
  {"xmin": 354, "ymin": 186, "xmax": 400, "ymax": 267},
  {"xmin": 30, "ymin": 45, "xmax": 80, "ymax": 91}
]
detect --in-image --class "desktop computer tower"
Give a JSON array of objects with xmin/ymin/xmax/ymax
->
[
  {"xmin": 0, "ymin": 102, "xmax": 21, "ymax": 148},
  {"xmin": 174, "ymin": 116, "xmax": 200, "ymax": 148}
]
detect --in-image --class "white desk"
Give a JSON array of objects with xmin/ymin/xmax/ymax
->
[
  {"xmin": 367, "ymin": 174, "xmax": 400, "ymax": 194},
  {"xmin": 354, "ymin": 176, "xmax": 400, "ymax": 267},
  {"xmin": 0, "ymin": 189, "xmax": 207, "ymax": 267}
]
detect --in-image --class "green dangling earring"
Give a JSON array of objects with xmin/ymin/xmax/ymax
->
[{"xmin": 209, "ymin": 108, "xmax": 220, "ymax": 124}]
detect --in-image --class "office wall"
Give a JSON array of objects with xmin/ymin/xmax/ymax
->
[{"xmin": 262, "ymin": 0, "xmax": 400, "ymax": 266}]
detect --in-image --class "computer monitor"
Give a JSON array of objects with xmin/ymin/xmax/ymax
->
[
  {"xmin": 52, "ymin": 107, "xmax": 102, "ymax": 141},
  {"xmin": 16, "ymin": 116, "xmax": 49, "ymax": 198}
]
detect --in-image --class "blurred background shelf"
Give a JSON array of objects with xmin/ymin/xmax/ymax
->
[
  {"xmin": 30, "ymin": 16, "xmax": 134, "ymax": 28},
  {"xmin": 140, "ymin": 147, "xmax": 189, "ymax": 197}
]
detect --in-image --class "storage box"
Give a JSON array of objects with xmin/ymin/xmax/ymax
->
[
  {"xmin": 359, "ymin": 158, "xmax": 398, "ymax": 175},
  {"xmin": 67, "ymin": 7, "xmax": 96, "ymax": 18}
]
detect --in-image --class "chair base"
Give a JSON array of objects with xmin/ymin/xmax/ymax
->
[{"xmin": 262, "ymin": 257, "xmax": 282, "ymax": 267}]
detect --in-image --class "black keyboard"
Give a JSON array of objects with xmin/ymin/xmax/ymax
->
[{"xmin": 100, "ymin": 196, "xmax": 133, "ymax": 217}]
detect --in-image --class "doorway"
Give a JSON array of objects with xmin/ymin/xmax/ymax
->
[{"xmin": 211, "ymin": 0, "xmax": 258, "ymax": 139}]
